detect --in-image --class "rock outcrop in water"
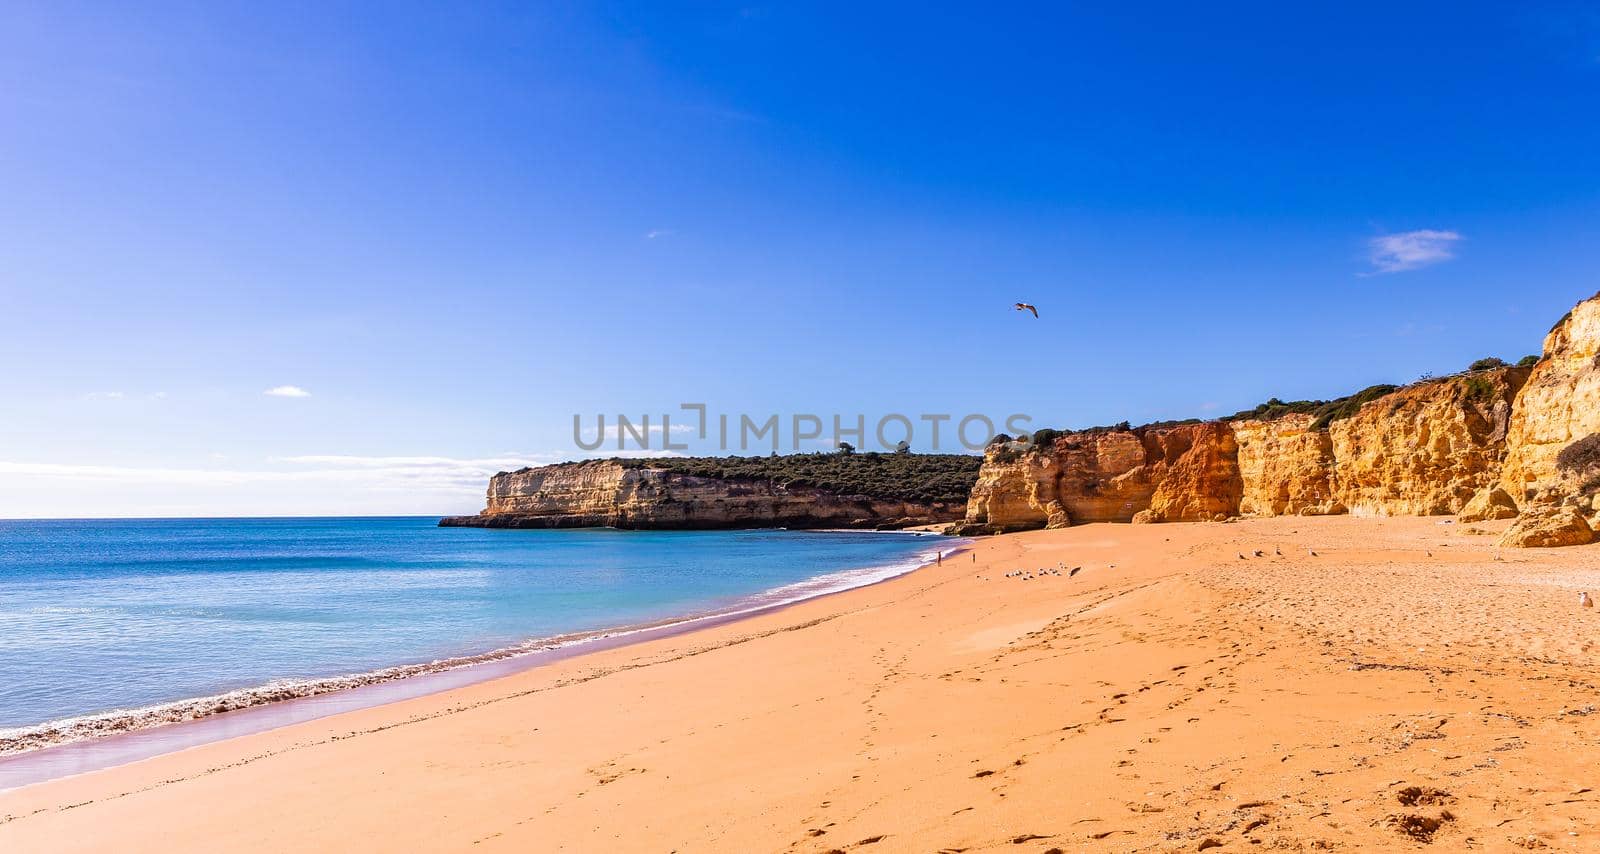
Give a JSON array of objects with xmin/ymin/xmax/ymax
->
[
  {"xmin": 956, "ymin": 292, "xmax": 1600, "ymax": 547},
  {"xmin": 441, "ymin": 459, "xmax": 967, "ymax": 530}
]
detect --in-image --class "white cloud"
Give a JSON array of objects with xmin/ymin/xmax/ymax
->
[
  {"xmin": 645, "ymin": 229, "xmax": 673, "ymax": 239},
  {"xmin": 82, "ymin": 391, "xmax": 125, "ymax": 401},
  {"xmin": 264, "ymin": 385, "xmax": 311, "ymax": 398},
  {"xmin": 1365, "ymin": 229, "xmax": 1462, "ymax": 274}
]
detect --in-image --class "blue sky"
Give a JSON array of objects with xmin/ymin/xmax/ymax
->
[{"xmin": 2, "ymin": 2, "xmax": 1597, "ymax": 517}]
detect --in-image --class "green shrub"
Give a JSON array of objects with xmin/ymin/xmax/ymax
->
[
  {"xmin": 1225, "ymin": 399, "xmax": 1325, "ymax": 421},
  {"xmin": 613, "ymin": 452, "xmax": 983, "ymax": 504},
  {"xmin": 1468, "ymin": 357, "xmax": 1508, "ymax": 372},
  {"xmin": 1308, "ymin": 384, "xmax": 1400, "ymax": 431},
  {"xmin": 1461, "ymin": 375, "xmax": 1496, "ymax": 402},
  {"xmin": 1517, "ymin": 355, "xmax": 1540, "ymax": 368},
  {"xmin": 1027, "ymin": 428, "xmax": 1063, "ymax": 449}
]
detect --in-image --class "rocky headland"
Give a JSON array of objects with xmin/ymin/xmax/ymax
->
[{"xmin": 441, "ymin": 455, "xmax": 977, "ymax": 530}]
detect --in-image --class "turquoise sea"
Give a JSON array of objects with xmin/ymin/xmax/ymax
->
[{"xmin": 0, "ymin": 518, "xmax": 945, "ymax": 736}]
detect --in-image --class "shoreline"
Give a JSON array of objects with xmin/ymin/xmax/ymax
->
[{"xmin": 0, "ymin": 536, "xmax": 968, "ymax": 790}]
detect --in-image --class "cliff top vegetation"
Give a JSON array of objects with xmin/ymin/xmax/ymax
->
[{"xmin": 595, "ymin": 452, "xmax": 985, "ymax": 504}]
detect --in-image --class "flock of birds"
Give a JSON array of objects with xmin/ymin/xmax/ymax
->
[
  {"xmin": 1237, "ymin": 546, "xmax": 1318, "ymax": 559},
  {"xmin": 985, "ymin": 561, "xmax": 1117, "ymax": 582}
]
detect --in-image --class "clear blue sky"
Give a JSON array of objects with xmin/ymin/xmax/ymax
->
[{"xmin": 2, "ymin": 2, "xmax": 1597, "ymax": 517}]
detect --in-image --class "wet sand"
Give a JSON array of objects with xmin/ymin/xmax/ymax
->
[{"xmin": 3, "ymin": 516, "xmax": 1599, "ymax": 852}]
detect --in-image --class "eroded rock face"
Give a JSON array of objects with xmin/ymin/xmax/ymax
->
[
  {"xmin": 960, "ymin": 423, "xmax": 1241, "ymax": 530},
  {"xmin": 1501, "ymin": 292, "xmax": 1600, "ymax": 509},
  {"xmin": 441, "ymin": 460, "xmax": 964, "ymax": 530},
  {"xmin": 1498, "ymin": 504, "xmax": 1595, "ymax": 548},
  {"xmin": 1329, "ymin": 368, "xmax": 1528, "ymax": 516},
  {"xmin": 1233, "ymin": 415, "xmax": 1341, "ymax": 516},
  {"xmin": 1145, "ymin": 422, "xmax": 1242, "ymax": 522},
  {"xmin": 959, "ymin": 369, "xmax": 1545, "ymax": 530},
  {"xmin": 961, "ymin": 450, "xmax": 1064, "ymax": 532},
  {"xmin": 1046, "ymin": 428, "xmax": 1162, "ymax": 524}
]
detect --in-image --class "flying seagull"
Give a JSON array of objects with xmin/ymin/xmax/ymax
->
[{"xmin": 1014, "ymin": 302, "xmax": 1038, "ymax": 318}]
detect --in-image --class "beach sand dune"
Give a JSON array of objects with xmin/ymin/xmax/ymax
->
[{"xmin": 3, "ymin": 516, "xmax": 1599, "ymax": 852}]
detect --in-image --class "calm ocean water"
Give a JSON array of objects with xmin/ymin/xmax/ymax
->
[{"xmin": 0, "ymin": 518, "xmax": 944, "ymax": 732}]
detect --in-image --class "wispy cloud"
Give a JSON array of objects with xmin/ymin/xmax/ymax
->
[
  {"xmin": 264, "ymin": 385, "xmax": 311, "ymax": 398},
  {"xmin": 1365, "ymin": 229, "xmax": 1462, "ymax": 274},
  {"xmin": 645, "ymin": 229, "xmax": 673, "ymax": 239},
  {"xmin": 82, "ymin": 391, "xmax": 126, "ymax": 401}
]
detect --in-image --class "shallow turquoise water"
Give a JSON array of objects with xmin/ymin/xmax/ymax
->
[{"xmin": 0, "ymin": 518, "xmax": 944, "ymax": 730}]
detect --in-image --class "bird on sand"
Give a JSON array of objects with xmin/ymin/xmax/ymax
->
[
  {"xmin": 1582, "ymin": 592, "xmax": 1594, "ymax": 609},
  {"xmin": 1014, "ymin": 302, "xmax": 1038, "ymax": 318}
]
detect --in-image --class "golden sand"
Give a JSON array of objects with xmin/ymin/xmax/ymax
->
[{"xmin": 3, "ymin": 516, "xmax": 1598, "ymax": 852}]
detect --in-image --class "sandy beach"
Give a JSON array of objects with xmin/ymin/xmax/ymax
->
[{"xmin": 3, "ymin": 515, "xmax": 1598, "ymax": 852}]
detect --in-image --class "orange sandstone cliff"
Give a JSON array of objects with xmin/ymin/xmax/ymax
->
[
  {"xmin": 960, "ymin": 422, "xmax": 1240, "ymax": 531},
  {"xmin": 1232, "ymin": 414, "xmax": 1340, "ymax": 517},
  {"xmin": 1328, "ymin": 367, "xmax": 1527, "ymax": 516}
]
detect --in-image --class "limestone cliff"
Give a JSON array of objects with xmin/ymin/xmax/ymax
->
[
  {"xmin": 1500, "ymin": 292, "xmax": 1600, "ymax": 513},
  {"xmin": 1329, "ymin": 367, "xmax": 1528, "ymax": 516},
  {"xmin": 959, "ymin": 368, "xmax": 1532, "ymax": 531},
  {"xmin": 1232, "ymin": 414, "xmax": 1340, "ymax": 517},
  {"xmin": 441, "ymin": 460, "xmax": 966, "ymax": 530},
  {"xmin": 957, "ymin": 422, "xmax": 1239, "ymax": 533},
  {"xmin": 1145, "ymin": 422, "xmax": 1243, "ymax": 522}
]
